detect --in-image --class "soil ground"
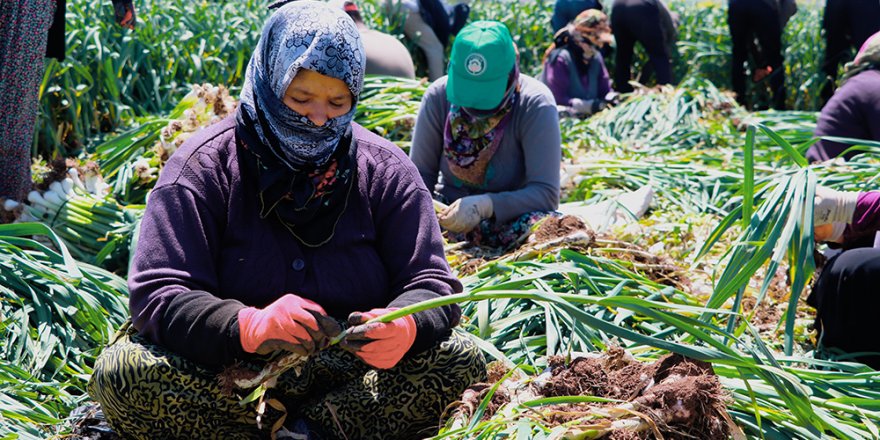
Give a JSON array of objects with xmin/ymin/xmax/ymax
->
[{"xmin": 454, "ymin": 347, "xmax": 733, "ymax": 439}]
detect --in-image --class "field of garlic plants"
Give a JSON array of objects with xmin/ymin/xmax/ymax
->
[{"xmin": 2, "ymin": 0, "xmax": 879, "ymax": 439}]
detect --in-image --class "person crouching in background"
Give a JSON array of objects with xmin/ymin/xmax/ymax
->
[{"xmin": 541, "ymin": 9, "xmax": 616, "ymax": 118}]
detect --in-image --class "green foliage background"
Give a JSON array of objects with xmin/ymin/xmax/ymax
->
[{"xmin": 36, "ymin": 0, "xmax": 838, "ymax": 159}]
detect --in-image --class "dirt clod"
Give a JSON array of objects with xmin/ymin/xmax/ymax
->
[
  {"xmin": 532, "ymin": 215, "xmax": 593, "ymax": 244},
  {"xmin": 452, "ymin": 348, "xmax": 731, "ymax": 439},
  {"xmin": 455, "ymin": 382, "xmax": 511, "ymax": 421}
]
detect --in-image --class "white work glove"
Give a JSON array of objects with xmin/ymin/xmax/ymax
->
[
  {"xmin": 569, "ymin": 98, "xmax": 605, "ymax": 116},
  {"xmin": 438, "ymin": 195, "xmax": 494, "ymax": 233},
  {"xmin": 814, "ymin": 186, "xmax": 860, "ymax": 225},
  {"xmin": 814, "ymin": 222, "xmax": 845, "ymax": 243}
]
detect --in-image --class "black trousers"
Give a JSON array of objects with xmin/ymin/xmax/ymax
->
[
  {"xmin": 820, "ymin": 0, "xmax": 880, "ymax": 103},
  {"xmin": 611, "ymin": 0, "xmax": 674, "ymax": 93},
  {"xmin": 807, "ymin": 247, "xmax": 880, "ymax": 369},
  {"xmin": 727, "ymin": 0, "xmax": 785, "ymax": 110}
]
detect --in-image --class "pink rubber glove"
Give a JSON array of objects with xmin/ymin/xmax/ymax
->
[
  {"xmin": 238, "ymin": 294, "xmax": 341, "ymax": 356},
  {"xmin": 341, "ymin": 308, "xmax": 417, "ymax": 369}
]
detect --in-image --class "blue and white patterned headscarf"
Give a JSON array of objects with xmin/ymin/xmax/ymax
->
[{"xmin": 239, "ymin": 0, "xmax": 366, "ymax": 170}]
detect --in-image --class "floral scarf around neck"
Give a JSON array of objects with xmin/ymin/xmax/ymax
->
[
  {"xmin": 443, "ymin": 68, "xmax": 520, "ymax": 187},
  {"xmin": 236, "ymin": 114, "xmax": 358, "ymax": 248}
]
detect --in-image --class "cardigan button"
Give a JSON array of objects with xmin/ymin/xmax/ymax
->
[{"xmin": 291, "ymin": 259, "xmax": 305, "ymax": 271}]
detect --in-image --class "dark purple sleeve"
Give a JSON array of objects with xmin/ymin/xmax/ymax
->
[
  {"xmin": 596, "ymin": 53, "xmax": 612, "ymax": 99},
  {"xmin": 808, "ymin": 72, "xmax": 880, "ymax": 162},
  {"xmin": 869, "ymin": 97, "xmax": 880, "ymax": 143},
  {"xmin": 843, "ymin": 191, "xmax": 880, "ymax": 244},
  {"xmin": 544, "ymin": 55, "xmax": 574, "ymax": 106},
  {"xmin": 128, "ymin": 183, "xmax": 247, "ymax": 367},
  {"xmin": 369, "ymin": 145, "xmax": 463, "ymax": 353}
]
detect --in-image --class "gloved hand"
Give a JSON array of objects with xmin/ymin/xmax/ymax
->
[
  {"xmin": 569, "ymin": 98, "xmax": 605, "ymax": 116},
  {"xmin": 814, "ymin": 222, "xmax": 845, "ymax": 243},
  {"xmin": 238, "ymin": 294, "xmax": 341, "ymax": 356},
  {"xmin": 341, "ymin": 308, "xmax": 417, "ymax": 369},
  {"xmin": 111, "ymin": 0, "xmax": 136, "ymax": 29},
  {"xmin": 814, "ymin": 186, "xmax": 860, "ymax": 225},
  {"xmin": 752, "ymin": 65, "xmax": 773, "ymax": 83},
  {"xmin": 604, "ymin": 91, "xmax": 621, "ymax": 107},
  {"xmin": 438, "ymin": 195, "xmax": 493, "ymax": 233}
]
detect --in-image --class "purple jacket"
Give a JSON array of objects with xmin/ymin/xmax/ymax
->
[
  {"xmin": 843, "ymin": 191, "xmax": 880, "ymax": 246},
  {"xmin": 543, "ymin": 49, "xmax": 612, "ymax": 106},
  {"xmin": 128, "ymin": 116, "xmax": 462, "ymax": 367},
  {"xmin": 807, "ymin": 70, "xmax": 880, "ymax": 163}
]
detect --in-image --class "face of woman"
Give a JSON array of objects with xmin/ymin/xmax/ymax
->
[{"xmin": 283, "ymin": 69, "xmax": 353, "ymax": 126}]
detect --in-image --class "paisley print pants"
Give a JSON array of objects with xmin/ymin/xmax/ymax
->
[
  {"xmin": 0, "ymin": 0, "xmax": 54, "ymax": 200},
  {"xmin": 89, "ymin": 325, "xmax": 486, "ymax": 439}
]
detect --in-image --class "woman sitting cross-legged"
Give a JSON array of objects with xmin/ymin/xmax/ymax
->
[
  {"xmin": 409, "ymin": 20, "xmax": 562, "ymax": 249},
  {"xmin": 87, "ymin": 2, "xmax": 486, "ymax": 439},
  {"xmin": 541, "ymin": 9, "xmax": 615, "ymax": 118}
]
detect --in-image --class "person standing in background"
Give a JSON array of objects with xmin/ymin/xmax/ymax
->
[
  {"xmin": 727, "ymin": 0, "xmax": 795, "ymax": 110},
  {"xmin": 384, "ymin": 0, "xmax": 469, "ymax": 80},
  {"xmin": 550, "ymin": 0, "xmax": 603, "ymax": 33},
  {"xmin": 610, "ymin": 0, "xmax": 677, "ymax": 93},
  {"xmin": 334, "ymin": 0, "xmax": 416, "ymax": 78},
  {"xmin": 819, "ymin": 0, "xmax": 880, "ymax": 104},
  {"xmin": 0, "ymin": 0, "xmax": 134, "ymax": 201}
]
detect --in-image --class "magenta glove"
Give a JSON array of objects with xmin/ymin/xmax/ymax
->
[
  {"xmin": 238, "ymin": 294, "xmax": 341, "ymax": 356},
  {"xmin": 341, "ymin": 308, "xmax": 417, "ymax": 369}
]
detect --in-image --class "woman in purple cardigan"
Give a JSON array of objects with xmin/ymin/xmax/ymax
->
[
  {"xmin": 810, "ymin": 186, "xmax": 880, "ymax": 368},
  {"xmin": 540, "ymin": 9, "xmax": 615, "ymax": 118},
  {"xmin": 87, "ymin": 2, "xmax": 485, "ymax": 439}
]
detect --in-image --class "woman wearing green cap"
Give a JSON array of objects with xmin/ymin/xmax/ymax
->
[{"xmin": 410, "ymin": 20, "xmax": 562, "ymax": 248}]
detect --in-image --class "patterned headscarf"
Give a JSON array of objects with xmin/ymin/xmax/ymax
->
[
  {"xmin": 239, "ymin": 0, "xmax": 365, "ymax": 170},
  {"xmin": 572, "ymin": 9, "xmax": 613, "ymax": 48},
  {"xmin": 840, "ymin": 31, "xmax": 880, "ymax": 86},
  {"xmin": 543, "ymin": 9, "xmax": 611, "ymax": 69},
  {"xmin": 235, "ymin": 1, "xmax": 366, "ymax": 246},
  {"xmin": 443, "ymin": 66, "xmax": 520, "ymax": 187}
]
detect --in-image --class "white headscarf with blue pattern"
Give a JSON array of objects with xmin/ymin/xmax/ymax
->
[{"xmin": 240, "ymin": 0, "xmax": 365, "ymax": 170}]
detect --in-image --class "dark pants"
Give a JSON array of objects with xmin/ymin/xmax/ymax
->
[
  {"xmin": 807, "ymin": 247, "xmax": 880, "ymax": 368},
  {"xmin": 611, "ymin": 0, "xmax": 674, "ymax": 93},
  {"xmin": 89, "ymin": 325, "xmax": 487, "ymax": 440},
  {"xmin": 820, "ymin": 0, "xmax": 880, "ymax": 103},
  {"xmin": 727, "ymin": 0, "xmax": 786, "ymax": 110}
]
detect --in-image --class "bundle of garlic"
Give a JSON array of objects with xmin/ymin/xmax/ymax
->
[
  {"xmin": 156, "ymin": 83, "xmax": 238, "ymax": 159},
  {"xmin": 3, "ymin": 169, "xmax": 142, "ymax": 265},
  {"xmin": 105, "ymin": 84, "xmax": 238, "ymax": 205}
]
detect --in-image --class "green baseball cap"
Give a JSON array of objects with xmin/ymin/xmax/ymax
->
[{"xmin": 447, "ymin": 21, "xmax": 516, "ymax": 110}]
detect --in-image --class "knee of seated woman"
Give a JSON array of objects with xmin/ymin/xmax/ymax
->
[
  {"xmin": 404, "ymin": 331, "xmax": 486, "ymax": 376},
  {"xmin": 821, "ymin": 247, "xmax": 880, "ymax": 290}
]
